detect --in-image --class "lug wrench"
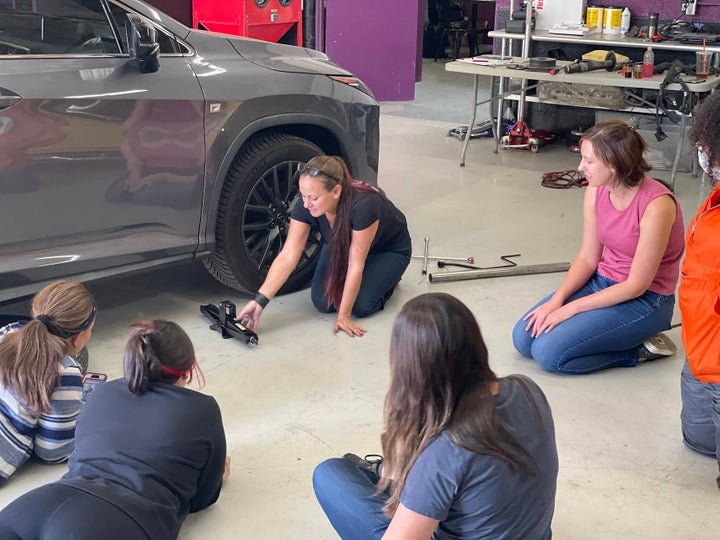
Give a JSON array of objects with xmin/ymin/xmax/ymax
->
[{"xmin": 437, "ymin": 254, "xmax": 521, "ymax": 271}]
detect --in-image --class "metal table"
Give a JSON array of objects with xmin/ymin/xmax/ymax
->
[{"xmin": 446, "ymin": 56, "xmax": 720, "ymax": 188}]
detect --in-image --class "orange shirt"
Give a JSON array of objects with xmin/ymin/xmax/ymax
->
[{"xmin": 679, "ymin": 185, "xmax": 720, "ymax": 383}]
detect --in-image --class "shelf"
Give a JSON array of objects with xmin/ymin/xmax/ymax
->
[{"xmin": 503, "ymin": 94, "xmax": 656, "ymax": 114}]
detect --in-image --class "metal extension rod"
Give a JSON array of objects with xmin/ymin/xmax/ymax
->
[
  {"xmin": 429, "ymin": 262, "xmax": 570, "ymax": 283},
  {"xmin": 517, "ymin": 0, "xmax": 534, "ymax": 121},
  {"xmin": 421, "ymin": 237, "xmax": 430, "ymax": 275}
]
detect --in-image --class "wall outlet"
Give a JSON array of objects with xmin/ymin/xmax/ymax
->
[{"xmin": 685, "ymin": 0, "xmax": 697, "ymax": 16}]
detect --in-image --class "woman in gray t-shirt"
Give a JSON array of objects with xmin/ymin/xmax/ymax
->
[{"xmin": 313, "ymin": 292, "xmax": 558, "ymax": 539}]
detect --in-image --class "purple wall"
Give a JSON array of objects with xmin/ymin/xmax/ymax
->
[
  {"xmin": 494, "ymin": 0, "xmax": 720, "ymax": 23},
  {"xmin": 325, "ymin": 1, "xmax": 420, "ymax": 101}
]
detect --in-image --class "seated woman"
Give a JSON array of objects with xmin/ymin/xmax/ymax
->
[
  {"xmin": 237, "ymin": 155, "xmax": 412, "ymax": 337},
  {"xmin": 0, "ymin": 320, "xmax": 229, "ymax": 540},
  {"xmin": 0, "ymin": 280, "xmax": 94, "ymax": 485},
  {"xmin": 313, "ymin": 292, "xmax": 558, "ymax": 539},
  {"xmin": 512, "ymin": 120, "xmax": 685, "ymax": 375}
]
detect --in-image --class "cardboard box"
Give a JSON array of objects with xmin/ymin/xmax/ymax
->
[{"xmin": 535, "ymin": 0, "xmax": 588, "ymax": 31}]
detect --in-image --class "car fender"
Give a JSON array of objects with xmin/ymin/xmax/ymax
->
[{"xmin": 197, "ymin": 112, "xmax": 359, "ymax": 250}]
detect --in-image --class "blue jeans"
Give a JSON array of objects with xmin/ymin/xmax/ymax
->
[
  {"xmin": 311, "ymin": 236, "xmax": 411, "ymax": 318},
  {"xmin": 680, "ymin": 361, "xmax": 720, "ymax": 488},
  {"xmin": 512, "ymin": 272, "xmax": 675, "ymax": 374},
  {"xmin": 313, "ymin": 458, "xmax": 390, "ymax": 540}
]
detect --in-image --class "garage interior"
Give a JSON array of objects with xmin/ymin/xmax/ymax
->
[
  {"xmin": 2, "ymin": 0, "xmax": 720, "ymax": 537},
  {"xmin": 1, "ymin": 54, "xmax": 717, "ymax": 537}
]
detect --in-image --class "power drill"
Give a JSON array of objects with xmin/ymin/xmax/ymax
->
[{"xmin": 550, "ymin": 52, "xmax": 617, "ymax": 75}]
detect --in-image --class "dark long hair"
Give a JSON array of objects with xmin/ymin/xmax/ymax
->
[
  {"xmin": 377, "ymin": 293, "xmax": 536, "ymax": 515},
  {"xmin": 581, "ymin": 119, "xmax": 650, "ymax": 187},
  {"xmin": 0, "ymin": 280, "xmax": 95, "ymax": 414},
  {"xmin": 689, "ymin": 90, "xmax": 720, "ymax": 185},
  {"xmin": 124, "ymin": 319, "xmax": 204, "ymax": 396},
  {"xmin": 302, "ymin": 155, "xmax": 384, "ymax": 309}
]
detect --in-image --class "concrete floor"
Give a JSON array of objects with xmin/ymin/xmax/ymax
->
[{"xmin": 1, "ymin": 59, "xmax": 719, "ymax": 538}]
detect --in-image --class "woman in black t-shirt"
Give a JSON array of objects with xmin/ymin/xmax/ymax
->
[{"xmin": 237, "ymin": 155, "xmax": 411, "ymax": 337}]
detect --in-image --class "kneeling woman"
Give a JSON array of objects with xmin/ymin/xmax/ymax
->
[
  {"xmin": 512, "ymin": 120, "xmax": 684, "ymax": 374},
  {"xmin": 0, "ymin": 320, "xmax": 229, "ymax": 540},
  {"xmin": 313, "ymin": 293, "xmax": 558, "ymax": 539},
  {"xmin": 237, "ymin": 155, "xmax": 411, "ymax": 337}
]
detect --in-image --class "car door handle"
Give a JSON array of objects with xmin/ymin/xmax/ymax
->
[{"xmin": 0, "ymin": 88, "xmax": 22, "ymax": 111}]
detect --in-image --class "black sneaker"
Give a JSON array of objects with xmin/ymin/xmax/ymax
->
[
  {"xmin": 637, "ymin": 333, "xmax": 677, "ymax": 362},
  {"xmin": 342, "ymin": 453, "xmax": 384, "ymax": 477}
]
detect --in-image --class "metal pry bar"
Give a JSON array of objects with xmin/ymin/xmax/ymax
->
[
  {"xmin": 421, "ymin": 237, "xmax": 430, "ymax": 275},
  {"xmin": 429, "ymin": 262, "xmax": 571, "ymax": 283},
  {"xmin": 200, "ymin": 301, "xmax": 259, "ymax": 345}
]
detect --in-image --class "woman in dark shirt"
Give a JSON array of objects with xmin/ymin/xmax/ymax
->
[
  {"xmin": 0, "ymin": 320, "xmax": 229, "ymax": 540},
  {"xmin": 237, "ymin": 155, "xmax": 412, "ymax": 337}
]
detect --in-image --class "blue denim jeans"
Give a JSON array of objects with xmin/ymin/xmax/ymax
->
[
  {"xmin": 512, "ymin": 272, "xmax": 675, "ymax": 374},
  {"xmin": 311, "ymin": 236, "xmax": 412, "ymax": 318},
  {"xmin": 313, "ymin": 458, "xmax": 390, "ymax": 540},
  {"xmin": 680, "ymin": 361, "xmax": 720, "ymax": 488}
]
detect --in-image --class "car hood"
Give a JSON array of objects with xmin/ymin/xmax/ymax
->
[{"xmin": 227, "ymin": 37, "xmax": 353, "ymax": 76}]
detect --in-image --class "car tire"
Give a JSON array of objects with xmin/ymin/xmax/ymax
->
[{"xmin": 205, "ymin": 133, "xmax": 324, "ymax": 294}]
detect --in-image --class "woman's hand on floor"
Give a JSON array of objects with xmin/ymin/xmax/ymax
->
[{"xmin": 334, "ymin": 315, "xmax": 367, "ymax": 337}]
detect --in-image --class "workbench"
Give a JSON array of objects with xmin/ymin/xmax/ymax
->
[{"xmin": 446, "ymin": 55, "xmax": 720, "ymax": 188}]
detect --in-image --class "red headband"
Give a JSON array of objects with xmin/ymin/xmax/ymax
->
[{"xmin": 160, "ymin": 365, "xmax": 187, "ymax": 377}]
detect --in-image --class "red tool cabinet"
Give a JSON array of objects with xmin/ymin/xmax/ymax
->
[{"xmin": 192, "ymin": 0, "xmax": 302, "ymax": 46}]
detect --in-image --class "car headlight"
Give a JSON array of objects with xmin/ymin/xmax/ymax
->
[{"xmin": 329, "ymin": 76, "xmax": 375, "ymax": 99}]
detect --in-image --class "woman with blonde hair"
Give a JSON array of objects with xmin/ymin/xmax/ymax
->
[
  {"xmin": 0, "ymin": 280, "xmax": 95, "ymax": 484},
  {"xmin": 237, "ymin": 155, "xmax": 411, "ymax": 337},
  {"xmin": 313, "ymin": 293, "xmax": 558, "ymax": 539}
]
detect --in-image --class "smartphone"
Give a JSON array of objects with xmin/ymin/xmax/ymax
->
[{"xmin": 81, "ymin": 372, "xmax": 107, "ymax": 403}]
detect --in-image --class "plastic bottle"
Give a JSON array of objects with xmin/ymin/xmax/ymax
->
[
  {"xmin": 620, "ymin": 7, "xmax": 631, "ymax": 35},
  {"xmin": 642, "ymin": 47, "xmax": 654, "ymax": 78}
]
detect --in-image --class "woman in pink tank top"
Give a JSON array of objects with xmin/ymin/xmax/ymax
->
[{"xmin": 512, "ymin": 120, "xmax": 684, "ymax": 374}]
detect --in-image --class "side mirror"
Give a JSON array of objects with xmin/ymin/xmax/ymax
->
[{"xmin": 126, "ymin": 14, "xmax": 160, "ymax": 73}]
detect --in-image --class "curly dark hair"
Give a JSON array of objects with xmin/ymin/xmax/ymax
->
[{"xmin": 688, "ymin": 91, "xmax": 720, "ymax": 183}]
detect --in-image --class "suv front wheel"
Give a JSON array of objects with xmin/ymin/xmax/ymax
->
[{"xmin": 205, "ymin": 133, "xmax": 324, "ymax": 294}]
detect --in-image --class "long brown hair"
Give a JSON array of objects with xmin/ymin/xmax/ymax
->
[
  {"xmin": 0, "ymin": 280, "xmax": 95, "ymax": 415},
  {"xmin": 378, "ymin": 293, "xmax": 536, "ymax": 515},
  {"xmin": 124, "ymin": 319, "xmax": 204, "ymax": 396},
  {"xmin": 689, "ymin": 90, "xmax": 720, "ymax": 185},
  {"xmin": 301, "ymin": 155, "xmax": 383, "ymax": 309},
  {"xmin": 581, "ymin": 119, "xmax": 650, "ymax": 187}
]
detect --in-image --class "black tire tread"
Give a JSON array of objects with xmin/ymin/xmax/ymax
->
[{"xmin": 204, "ymin": 133, "xmax": 321, "ymax": 292}]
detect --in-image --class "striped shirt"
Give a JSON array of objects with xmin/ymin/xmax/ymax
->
[{"xmin": 0, "ymin": 322, "xmax": 83, "ymax": 484}]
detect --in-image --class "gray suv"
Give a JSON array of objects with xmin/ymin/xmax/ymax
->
[{"xmin": 0, "ymin": 0, "xmax": 379, "ymax": 303}]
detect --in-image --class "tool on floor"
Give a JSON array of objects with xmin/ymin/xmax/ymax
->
[
  {"xmin": 500, "ymin": 120, "xmax": 556, "ymax": 153},
  {"xmin": 437, "ymin": 253, "xmax": 520, "ymax": 270},
  {"xmin": 413, "ymin": 237, "xmax": 475, "ymax": 275},
  {"xmin": 422, "ymin": 237, "xmax": 430, "ymax": 275},
  {"xmin": 200, "ymin": 301, "xmax": 259, "ymax": 345},
  {"xmin": 412, "ymin": 255, "xmax": 476, "ymax": 263},
  {"xmin": 429, "ymin": 257, "xmax": 570, "ymax": 283}
]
